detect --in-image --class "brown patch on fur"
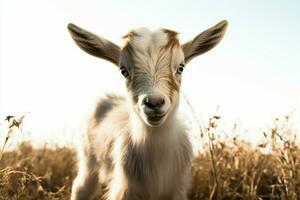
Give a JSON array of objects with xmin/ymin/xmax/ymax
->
[
  {"xmin": 168, "ymin": 75, "xmax": 180, "ymax": 93},
  {"xmin": 93, "ymin": 94, "xmax": 125, "ymax": 125},
  {"xmin": 162, "ymin": 28, "xmax": 180, "ymax": 49},
  {"xmin": 162, "ymin": 29, "xmax": 181, "ymax": 103},
  {"xmin": 122, "ymin": 30, "xmax": 140, "ymax": 40},
  {"xmin": 168, "ymin": 70, "xmax": 180, "ymax": 104},
  {"xmin": 166, "ymin": 50, "xmax": 180, "ymax": 103},
  {"xmin": 122, "ymin": 31, "xmax": 135, "ymax": 39}
]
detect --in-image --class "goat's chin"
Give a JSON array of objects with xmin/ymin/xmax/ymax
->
[{"xmin": 140, "ymin": 112, "xmax": 168, "ymax": 128}]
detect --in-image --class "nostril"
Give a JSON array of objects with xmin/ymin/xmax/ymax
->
[
  {"xmin": 143, "ymin": 96, "xmax": 165, "ymax": 110},
  {"xmin": 144, "ymin": 97, "xmax": 154, "ymax": 109},
  {"xmin": 157, "ymin": 98, "xmax": 165, "ymax": 107}
]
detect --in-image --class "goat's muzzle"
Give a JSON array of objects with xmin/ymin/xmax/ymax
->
[{"xmin": 141, "ymin": 94, "xmax": 168, "ymax": 126}]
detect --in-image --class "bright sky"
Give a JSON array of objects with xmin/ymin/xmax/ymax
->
[{"xmin": 0, "ymin": 0, "xmax": 299, "ymax": 147}]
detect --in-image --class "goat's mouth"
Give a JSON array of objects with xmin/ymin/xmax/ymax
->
[{"xmin": 145, "ymin": 113, "xmax": 167, "ymax": 126}]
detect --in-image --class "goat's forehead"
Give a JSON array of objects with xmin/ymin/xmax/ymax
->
[{"xmin": 122, "ymin": 27, "xmax": 178, "ymax": 51}]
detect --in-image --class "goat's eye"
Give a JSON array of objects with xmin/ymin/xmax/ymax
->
[
  {"xmin": 176, "ymin": 64, "xmax": 185, "ymax": 74},
  {"xmin": 120, "ymin": 66, "xmax": 129, "ymax": 78}
]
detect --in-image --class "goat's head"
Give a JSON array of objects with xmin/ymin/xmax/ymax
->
[{"xmin": 68, "ymin": 20, "xmax": 228, "ymax": 127}]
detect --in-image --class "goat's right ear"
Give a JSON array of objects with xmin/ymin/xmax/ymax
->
[{"xmin": 67, "ymin": 23, "xmax": 121, "ymax": 66}]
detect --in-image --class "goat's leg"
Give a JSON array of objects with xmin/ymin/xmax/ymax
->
[
  {"xmin": 70, "ymin": 153, "xmax": 100, "ymax": 200},
  {"xmin": 106, "ymin": 172, "xmax": 137, "ymax": 200},
  {"xmin": 106, "ymin": 180, "xmax": 127, "ymax": 200},
  {"xmin": 106, "ymin": 189, "xmax": 137, "ymax": 200}
]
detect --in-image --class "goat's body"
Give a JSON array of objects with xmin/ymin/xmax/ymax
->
[
  {"xmin": 68, "ymin": 21, "xmax": 228, "ymax": 200},
  {"xmin": 71, "ymin": 95, "xmax": 192, "ymax": 200}
]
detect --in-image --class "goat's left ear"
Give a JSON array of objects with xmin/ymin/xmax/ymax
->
[
  {"xmin": 67, "ymin": 23, "xmax": 121, "ymax": 66},
  {"xmin": 181, "ymin": 20, "xmax": 228, "ymax": 64}
]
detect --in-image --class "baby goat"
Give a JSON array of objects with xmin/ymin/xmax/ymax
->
[{"xmin": 68, "ymin": 20, "xmax": 228, "ymax": 200}]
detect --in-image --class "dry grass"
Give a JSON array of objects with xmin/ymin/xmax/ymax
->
[
  {"xmin": 189, "ymin": 115, "xmax": 300, "ymax": 200},
  {"xmin": 0, "ymin": 143, "xmax": 76, "ymax": 200},
  {"xmin": 0, "ymin": 115, "xmax": 299, "ymax": 199}
]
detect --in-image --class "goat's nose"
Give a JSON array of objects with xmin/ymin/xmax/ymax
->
[{"xmin": 143, "ymin": 95, "xmax": 165, "ymax": 110}]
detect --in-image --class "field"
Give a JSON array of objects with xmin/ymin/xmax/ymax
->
[{"xmin": 0, "ymin": 115, "xmax": 299, "ymax": 200}]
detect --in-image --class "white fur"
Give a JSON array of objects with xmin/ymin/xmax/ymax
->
[{"xmin": 71, "ymin": 28, "xmax": 192, "ymax": 200}]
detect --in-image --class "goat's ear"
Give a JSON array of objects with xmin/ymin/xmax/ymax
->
[
  {"xmin": 181, "ymin": 20, "xmax": 228, "ymax": 64},
  {"xmin": 67, "ymin": 23, "xmax": 121, "ymax": 66}
]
